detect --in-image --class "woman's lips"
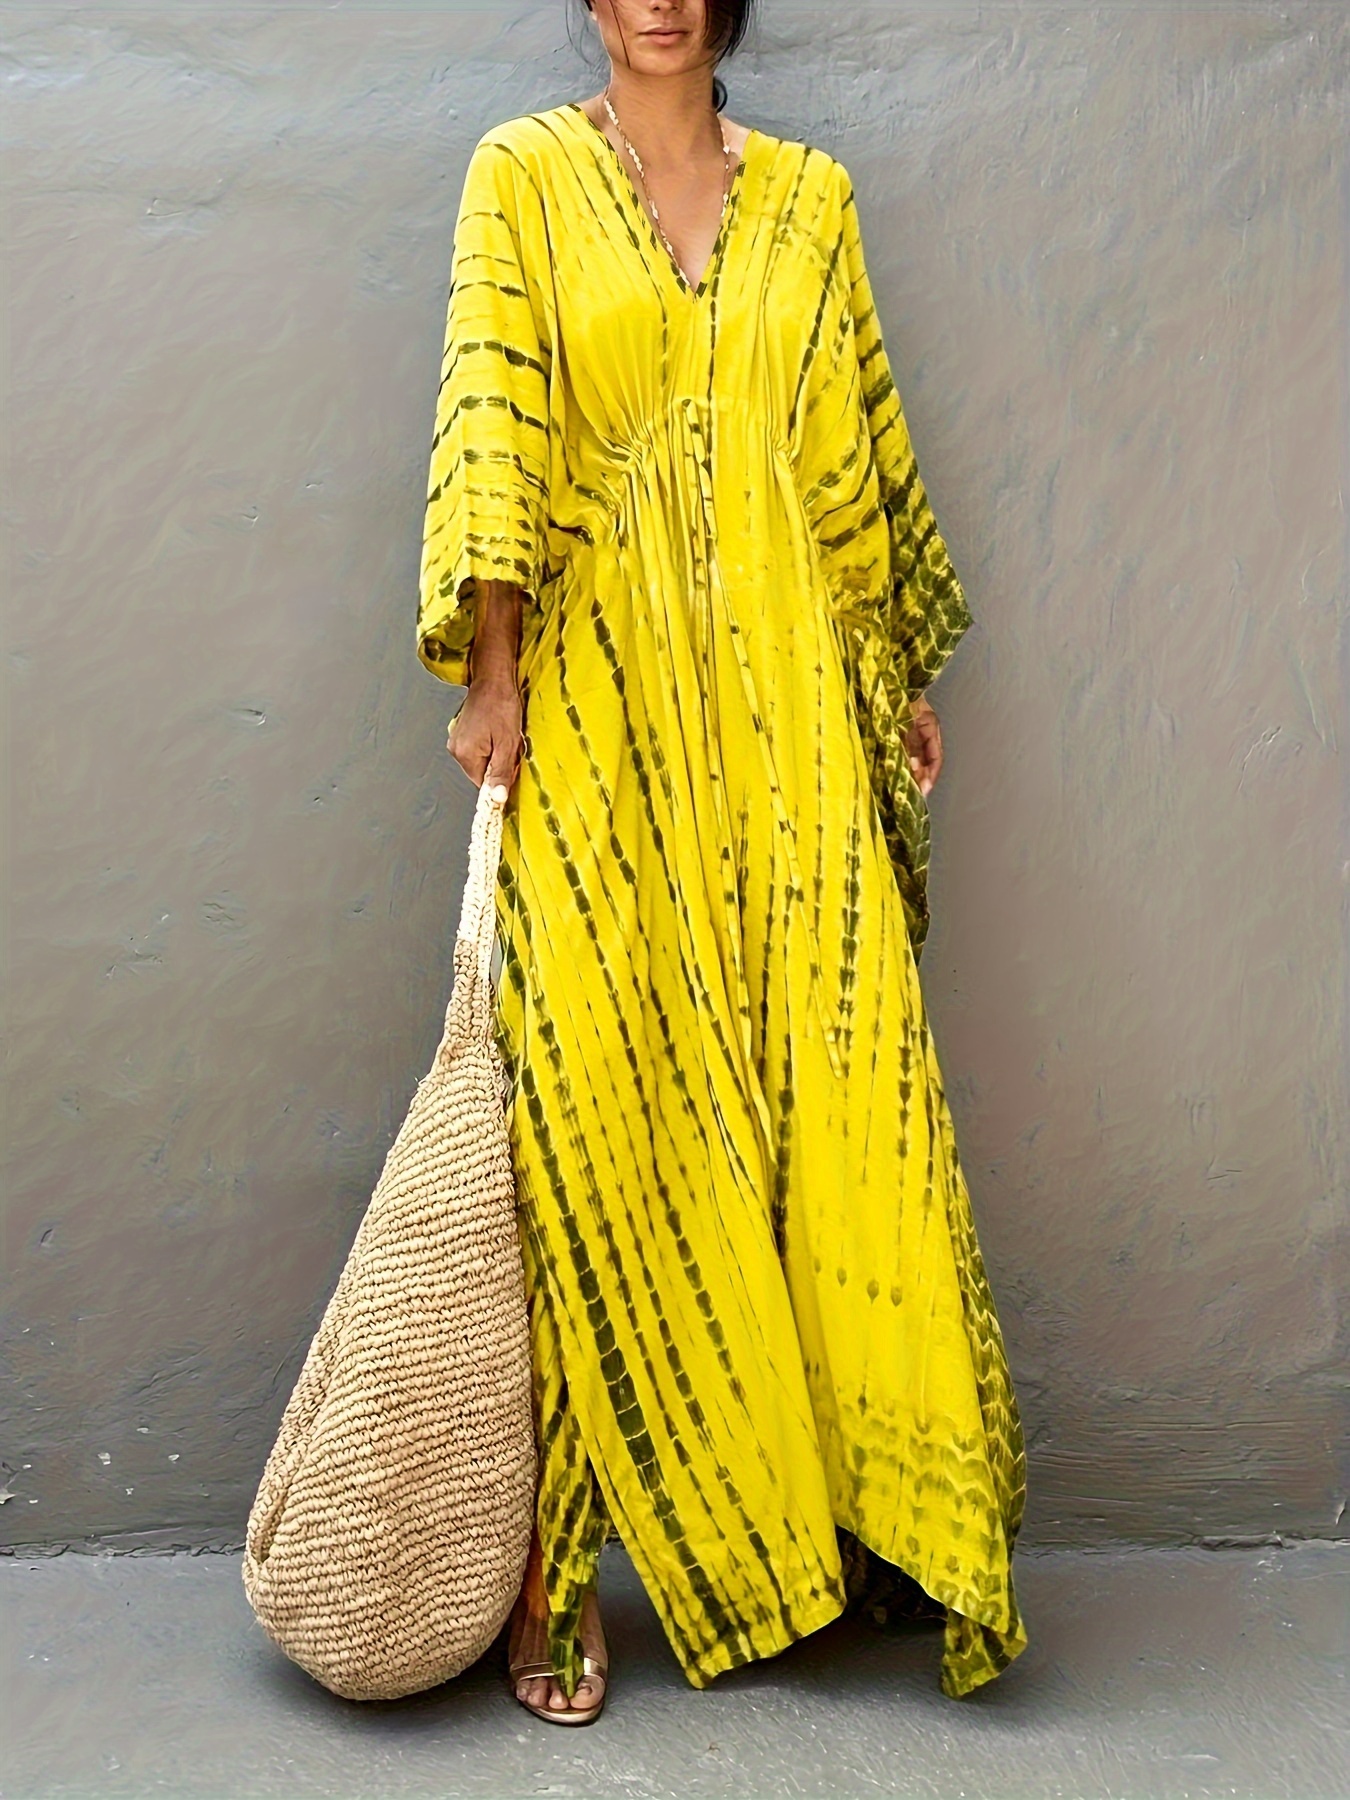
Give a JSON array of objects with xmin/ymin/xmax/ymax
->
[{"xmin": 643, "ymin": 29, "xmax": 687, "ymax": 42}]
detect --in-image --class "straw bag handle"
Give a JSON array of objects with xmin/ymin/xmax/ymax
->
[{"xmin": 436, "ymin": 778, "xmax": 508, "ymax": 1062}]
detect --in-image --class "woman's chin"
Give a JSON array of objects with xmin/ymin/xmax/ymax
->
[{"xmin": 628, "ymin": 44, "xmax": 707, "ymax": 77}]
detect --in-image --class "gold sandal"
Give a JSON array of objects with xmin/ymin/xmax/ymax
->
[{"xmin": 508, "ymin": 1651, "xmax": 608, "ymax": 1726}]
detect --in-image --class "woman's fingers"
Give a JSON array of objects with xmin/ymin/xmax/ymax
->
[
  {"xmin": 906, "ymin": 702, "xmax": 944, "ymax": 796},
  {"xmin": 485, "ymin": 731, "xmax": 520, "ymax": 781},
  {"xmin": 450, "ymin": 730, "xmax": 490, "ymax": 788},
  {"xmin": 485, "ymin": 731, "xmax": 521, "ymax": 793},
  {"xmin": 446, "ymin": 687, "xmax": 522, "ymax": 791},
  {"xmin": 921, "ymin": 714, "xmax": 943, "ymax": 793}
]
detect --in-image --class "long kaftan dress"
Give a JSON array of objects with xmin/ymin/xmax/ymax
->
[{"xmin": 417, "ymin": 104, "xmax": 1027, "ymax": 1701}]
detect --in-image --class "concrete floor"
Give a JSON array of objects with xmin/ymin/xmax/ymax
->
[{"xmin": 4, "ymin": 1542, "xmax": 1347, "ymax": 1800}]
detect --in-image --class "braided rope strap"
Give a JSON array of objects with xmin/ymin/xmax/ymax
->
[{"xmin": 242, "ymin": 779, "xmax": 535, "ymax": 1701}]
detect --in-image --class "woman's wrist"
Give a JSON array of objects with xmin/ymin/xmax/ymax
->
[
  {"xmin": 467, "ymin": 579, "xmax": 524, "ymax": 691},
  {"xmin": 465, "ymin": 642, "xmax": 520, "ymax": 693},
  {"xmin": 467, "ymin": 663, "xmax": 519, "ymax": 695}
]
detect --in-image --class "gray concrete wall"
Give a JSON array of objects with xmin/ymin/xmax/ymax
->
[{"xmin": 3, "ymin": 2, "xmax": 1346, "ymax": 1552}]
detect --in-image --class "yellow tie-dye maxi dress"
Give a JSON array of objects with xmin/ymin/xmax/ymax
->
[{"xmin": 417, "ymin": 105, "xmax": 1027, "ymax": 1702}]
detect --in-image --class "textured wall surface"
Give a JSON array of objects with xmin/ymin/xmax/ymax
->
[{"xmin": 3, "ymin": 2, "xmax": 1347, "ymax": 1551}]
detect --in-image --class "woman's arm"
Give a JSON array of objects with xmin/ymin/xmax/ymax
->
[{"xmin": 446, "ymin": 579, "xmax": 525, "ymax": 791}]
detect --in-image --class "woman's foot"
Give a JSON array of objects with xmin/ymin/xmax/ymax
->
[{"xmin": 507, "ymin": 1539, "xmax": 608, "ymax": 1723}]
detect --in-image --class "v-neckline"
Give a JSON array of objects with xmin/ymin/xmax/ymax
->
[{"xmin": 565, "ymin": 101, "xmax": 756, "ymax": 300}]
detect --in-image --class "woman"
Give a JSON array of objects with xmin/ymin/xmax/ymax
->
[{"xmin": 417, "ymin": 0, "xmax": 1027, "ymax": 1726}]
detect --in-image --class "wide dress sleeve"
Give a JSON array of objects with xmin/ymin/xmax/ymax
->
[
  {"xmin": 830, "ymin": 172, "xmax": 974, "ymax": 953},
  {"xmin": 417, "ymin": 136, "xmax": 552, "ymax": 688},
  {"xmin": 838, "ymin": 178, "xmax": 973, "ymax": 698}
]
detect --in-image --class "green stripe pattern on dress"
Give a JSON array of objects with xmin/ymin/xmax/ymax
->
[{"xmin": 417, "ymin": 109, "xmax": 1027, "ymax": 1702}]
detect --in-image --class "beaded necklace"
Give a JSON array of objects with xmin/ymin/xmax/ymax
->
[{"xmin": 602, "ymin": 88, "xmax": 732, "ymax": 288}]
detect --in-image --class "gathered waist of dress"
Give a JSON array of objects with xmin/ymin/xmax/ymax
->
[{"xmin": 581, "ymin": 395, "xmax": 792, "ymax": 474}]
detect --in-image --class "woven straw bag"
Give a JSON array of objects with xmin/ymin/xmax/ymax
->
[{"xmin": 242, "ymin": 779, "xmax": 536, "ymax": 1701}]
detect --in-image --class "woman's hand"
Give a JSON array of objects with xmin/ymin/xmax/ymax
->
[
  {"xmin": 447, "ymin": 580, "xmax": 526, "ymax": 791},
  {"xmin": 447, "ymin": 675, "xmax": 524, "ymax": 792},
  {"xmin": 905, "ymin": 694, "xmax": 944, "ymax": 798}
]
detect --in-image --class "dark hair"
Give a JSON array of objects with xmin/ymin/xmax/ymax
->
[
  {"xmin": 577, "ymin": 1, "xmax": 756, "ymax": 111},
  {"xmin": 710, "ymin": 0, "xmax": 758, "ymax": 111},
  {"xmin": 706, "ymin": 0, "xmax": 756, "ymax": 61}
]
